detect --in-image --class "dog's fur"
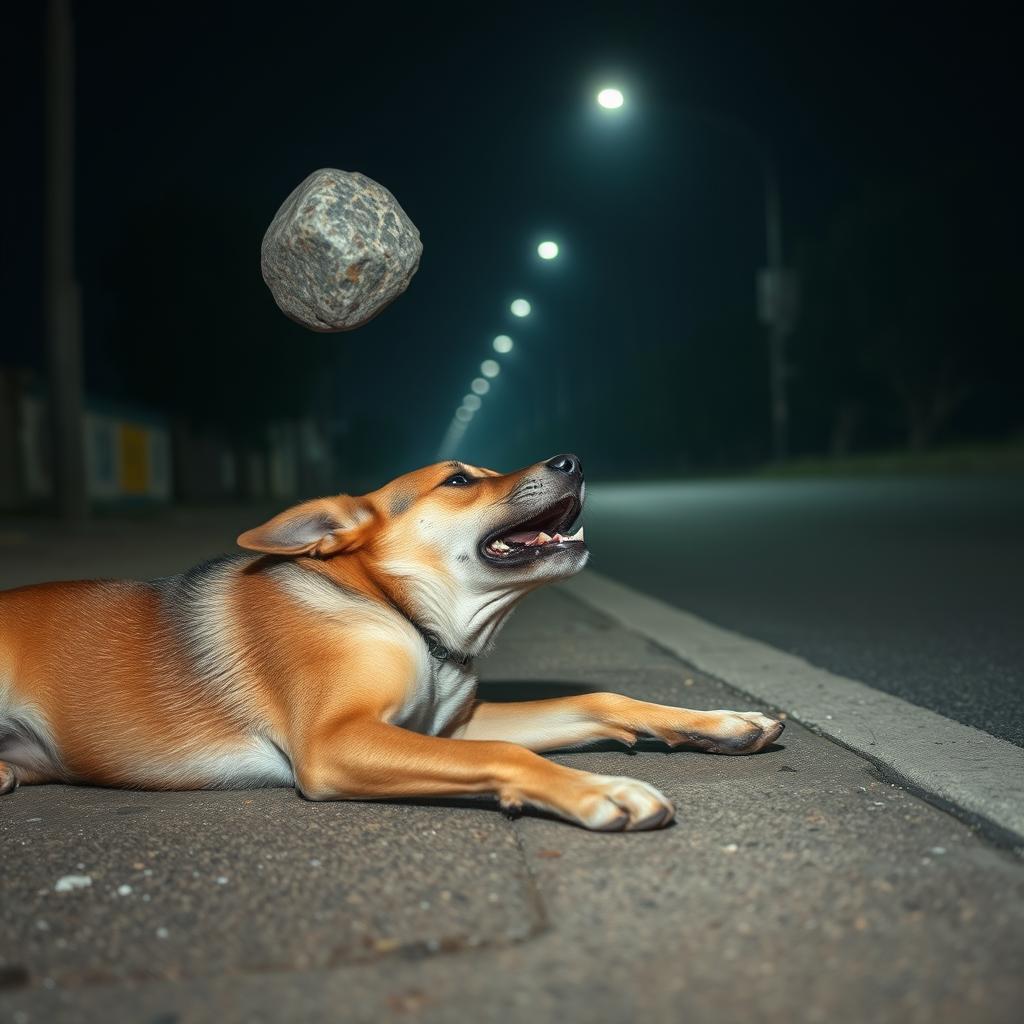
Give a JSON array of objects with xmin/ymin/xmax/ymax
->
[{"xmin": 0, "ymin": 454, "xmax": 782, "ymax": 830}]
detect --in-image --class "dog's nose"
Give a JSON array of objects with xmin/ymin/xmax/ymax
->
[{"xmin": 545, "ymin": 453, "xmax": 583, "ymax": 480}]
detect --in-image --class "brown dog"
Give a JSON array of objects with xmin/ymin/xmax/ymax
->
[{"xmin": 0, "ymin": 454, "xmax": 782, "ymax": 830}]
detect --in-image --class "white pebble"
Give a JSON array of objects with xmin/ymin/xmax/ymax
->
[
  {"xmin": 54, "ymin": 874, "xmax": 92, "ymax": 892},
  {"xmin": 117, "ymin": 884, "xmax": 133, "ymax": 896},
  {"xmin": 722, "ymin": 843, "xmax": 739, "ymax": 854},
  {"xmin": 156, "ymin": 927, "xmax": 169, "ymax": 939}
]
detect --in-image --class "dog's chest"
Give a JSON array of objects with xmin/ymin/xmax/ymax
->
[{"xmin": 393, "ymin": 658, "xmax": 477, "ymax": 736}]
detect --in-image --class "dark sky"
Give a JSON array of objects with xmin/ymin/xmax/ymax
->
[{"xmin": 3, "ymin": 3, "xmax": 1020, "ymax": 477}]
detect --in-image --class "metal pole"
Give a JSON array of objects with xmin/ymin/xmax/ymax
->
[
  {"xmin": 763, "ymin": 154, "xmax": 789, "ymax": 462},
  {"xmin": 686, "ymin": 108, "xmax": 790, "ymax": 461},
  {"xmin": 45, "ymin": 0, "xmax": 87, "ymax": 520}
]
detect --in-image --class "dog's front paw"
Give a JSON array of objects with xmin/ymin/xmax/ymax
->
[
  {"xmin": 570, "ymin": 774, "xmax": 675, "ymax": 831},
  {"xmin": 693, "ymin": 711, "xmax": 784, "ymax": 754}
]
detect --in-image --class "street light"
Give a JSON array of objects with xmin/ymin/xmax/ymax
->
[
  {"xmin": 593, "ymin": 88, "xmax": 795, "ymax": 461},
  {"xmin": 596, "ymin": 87, "xmax": 624, "ymax": 110},
  {"xmin": 537, "ymin": 240, "xmax": 559, "ymax": 260},
  {"xmin": 438, "ymin": 262, "xmax": 533, "ymax": 458}
]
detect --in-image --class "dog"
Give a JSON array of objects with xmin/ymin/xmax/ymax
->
[{"xmin": 0, "ymin": 453, "xmax": 782, "ymax": 831}]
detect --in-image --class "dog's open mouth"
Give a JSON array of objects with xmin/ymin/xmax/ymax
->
[{"xmin": 480, "ymin": 495, "xmax": 585, "ymax": 565}]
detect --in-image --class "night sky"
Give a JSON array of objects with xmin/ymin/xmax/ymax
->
[{"xmin": 3, "ymin": 3, "xmax": 1021, "ymax": 481}]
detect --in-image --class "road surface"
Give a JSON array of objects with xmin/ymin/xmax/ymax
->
[{"xmin": 584, "ymin": 476, "xmax": 1024, "ymax": 746}]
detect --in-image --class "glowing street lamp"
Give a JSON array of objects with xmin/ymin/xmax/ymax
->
[
  {"xmin": 537, "ymin": 240, "xmax": 559, "ymax": 260},
  {"xmin": 510, "ymin": 298, "xmax": 531, "ymax": 317},
  {"xmin": 493, "ymin": 335, "xmax": 513, "ymax": 354},
  {"xmin": 591, "ymin": 81, "xmax": 791, "ymax": 459},
  {"xmin": 462, "ymin": 393, "xmax": 482, "ymax": 412},
  {"xmin": 480, "ymin": 359, "xmax": 500, "ymax": 379},
  {"xmin": 470, "ymin": 377, "xmax": 490, "ymax": 395},
  {"xmin": 454, "ymin": 406, "xmax": 473, "ymax": 423},
  {"xmin": 596, "ymin": 87, "xmax": 624, "ymax": 110}
]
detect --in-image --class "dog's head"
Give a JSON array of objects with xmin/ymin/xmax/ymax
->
[{"xmin": 238, "ymin": 454, "xmax": 588, "ymax": 646}]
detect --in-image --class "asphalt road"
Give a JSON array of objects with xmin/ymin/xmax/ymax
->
[{"xmin": 584, "ymin": 476, "xmax": 1024, "ymax": 747}]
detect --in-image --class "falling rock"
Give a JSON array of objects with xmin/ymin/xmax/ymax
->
[{"xmin": 261, "ymin": 168, "xmax": 422, "ymax": 332}]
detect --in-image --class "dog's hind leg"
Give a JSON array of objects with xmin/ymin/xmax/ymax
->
[
  {"xmin": 449, "ymin": 692, "xmax": 784, "ymax": 755},
  {"xmin": 0, "ymin": 762, "xmax": 51, "ymax": 794}
]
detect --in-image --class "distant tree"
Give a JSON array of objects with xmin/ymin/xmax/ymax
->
[{"xmin": 796, "ymin": 166, "xmax": 1020, "ymax": 452}]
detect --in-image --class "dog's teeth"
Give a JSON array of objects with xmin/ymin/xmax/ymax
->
[
  {"xmin": 537, "ymin": 532, "xmax": 552, "ymax": 544},
  {"xmin": 569, "ymin": 526, "xmax": 585, "ymax": 541}
]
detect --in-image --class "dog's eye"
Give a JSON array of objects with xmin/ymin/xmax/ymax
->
[{"xmin": 442, "ymin": 473, "xmax": 472, "ymax": 487}]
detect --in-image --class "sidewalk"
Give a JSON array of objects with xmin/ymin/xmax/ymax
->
[{"xmin": 1, "ymin": 514, "xmax": 1022, "ymax": 1023}]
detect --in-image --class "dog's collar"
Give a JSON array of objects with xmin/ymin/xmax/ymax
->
[
  {"xmin": 414, "ymin": 625, "xmax": 473, "ymax": 668},
  {"xmin": 382, "ymin": 595, "xmax": 473, "ymax": 667}
]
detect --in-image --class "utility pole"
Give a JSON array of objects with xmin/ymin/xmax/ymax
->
[
  {"xmin": 680, "ymin": 108, "xmax": 798, "ymax": 463},
  {"xmin": 758, "ymin": 155, "xmax": 797, "ymax": 463},
  {"xmin": 45, "ymin": 0, "xmax": 87, "ymax": 520}
]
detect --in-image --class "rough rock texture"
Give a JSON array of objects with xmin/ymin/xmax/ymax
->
[{"xmin": 261, "ymin": 168, "xmax": 422, "ymax": 332}]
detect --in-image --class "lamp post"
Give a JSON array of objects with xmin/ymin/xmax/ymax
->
[
  {"xmin": 596, "ymin": 88, "xmax": 797, "ymax": 462},
  {"xmin": 746, "ymin": 131, "xmax": 797, "ymax": 464},
  {"xmin": 45, "ymin": 0, "xmax": 87, "ymax": 519}
]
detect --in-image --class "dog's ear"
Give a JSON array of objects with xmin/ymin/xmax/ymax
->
[{"xmin": 236, "ymin": 496, "xmax": 374, "ymax": 557}]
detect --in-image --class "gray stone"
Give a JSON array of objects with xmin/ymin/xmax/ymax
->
[{"xmin": 261, "ymin": 168, "xmax": 422, "ymax": 332}]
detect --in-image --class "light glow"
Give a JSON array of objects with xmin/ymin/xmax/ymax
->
[
  {"xmin": 471, "ymin": 377, "xmax": 490, "ymax": 395},
  {"xmin": 537, "ymin": 241, "xmax": 559, "ymax": 260},
  {"xmin": 493, "ymin": 335, "xmax": 513, "ymax": 353},
  {"xmin": 455, "ymin": 407, "xmax": 473, "ymax": 423},
  {"xmin": 597, "ymin": 87, "xmax": 624, "ymax": 110},
  {"xmin": 481, "ymin": 359, "xmax": 501, "ymax": 379},
  {"xmin": 462, "ymin": 394, "xmax": 482, "ymax": 412},
  {"xmin": 510, "ymin": 298, "xmax": 531, "ymax": 317}
]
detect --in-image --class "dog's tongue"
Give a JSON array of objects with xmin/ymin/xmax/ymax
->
[
  {"xmin": 487, "ymin": 526, "xmax": 584, "ymax": 554},
  {"xmin": 506, "ymin": 531, "xmax": 547, "ymax": 545}
]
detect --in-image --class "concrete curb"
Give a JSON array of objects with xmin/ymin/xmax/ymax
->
[{"xmin": 563, "ymin": 570, "xmax": 1024, "ymax": 851}]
